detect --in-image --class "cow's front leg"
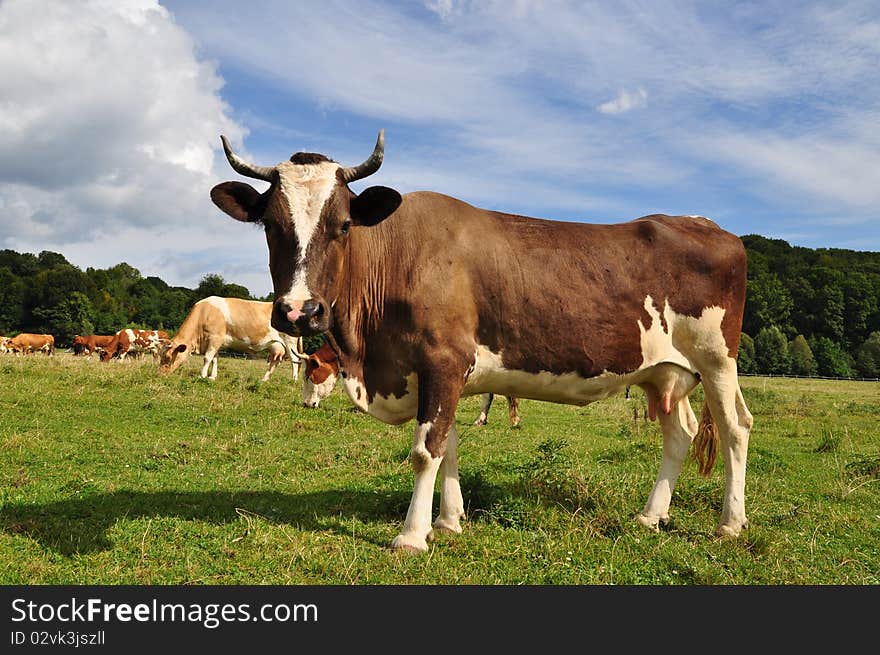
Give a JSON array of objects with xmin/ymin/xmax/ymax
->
[
  {"xmin": 433, "ymin": 424, "xmax": 464, "ymax": 534},
  {"xmin": 391, "ymin": 365, "xmax": 464, "ymax": 553}
]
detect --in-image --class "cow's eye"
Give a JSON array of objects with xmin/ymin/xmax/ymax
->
[{"xmin": 340, "ymin": 220, "xmax": 351, "ymax": 235}]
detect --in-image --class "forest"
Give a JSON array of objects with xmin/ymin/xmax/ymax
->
[{"xmin": 1, "ymin": 234, "xmax": 879, "ymax": 378}]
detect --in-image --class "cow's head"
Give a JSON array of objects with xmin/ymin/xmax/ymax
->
[
  {"xmin": 158, "ymin": 341, "xmax": 190, "ymax": 374},
  {"xmin": 211, "ymin": 131, "xmax": 401, "ymax": 337},
  {"xmin": 302, "ymin": 343, "xmax": 339, "ymax": 408}
]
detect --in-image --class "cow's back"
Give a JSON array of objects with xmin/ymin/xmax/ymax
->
[
  {"xmin": 196, "ymin": 297, "xmax": 284, "ymax": 353},
  {"xmin": 349, "ymin": 193, "xmax": 747, "ymax": 397}
]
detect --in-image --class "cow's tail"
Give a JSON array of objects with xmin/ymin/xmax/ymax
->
[{"xmin": 692, "ymin": 402, "xmax": 719, "ymax": 477}]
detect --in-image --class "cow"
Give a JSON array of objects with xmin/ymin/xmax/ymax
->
[
  {"xmin": 8, "ymin": 333, "xmax": 55, "ymax": 355},
  {"xmin": 212, "ymin": 130, "xmax": 753, "ymax": 553},
  {"xmin": 158, "ymin": 296, "xmax": 306, "ymax": 382},
  {"xmin": 72, "ymin": 334, "xmax": 115, "ymax": 356},
  {"xmin": 473, "ymin": 394, "xmax": 521, "ymax": 427},
  {"xmin": 0, "ymin": 336, "xmax": 11, "ymax": 353},
  {"xmin": 100, "ymin": 329, "xmax": 170, "ymax": 362},
  {"xmin": 302, "ymin": 342, "xmax": 340, "ymax": 407}
]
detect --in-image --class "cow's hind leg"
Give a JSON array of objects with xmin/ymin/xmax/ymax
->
[
  {"xmin": 637, "ymin": 396, "xmax": 698, "ymax": 531},
  {"xmin": 262, "ymin": 343, "xmax": 284, "ymax": 382},
  {"xmin": 699, "ymin": 359, "xmax": 753, "ymax": 537},
  {"xmin": 473, "ymin": 393, "xmax": 493, "ymax": 425},
  {"xmin": 200, "ymin": 349, "xmax": 218, "ymax": 379},
  {"xmin": 507, "ymin": 396, "xmax": 520, "ymax": 427},
  {"xmin": 433, "ymin": 424, "xmax": 465, "ymax": 535}
]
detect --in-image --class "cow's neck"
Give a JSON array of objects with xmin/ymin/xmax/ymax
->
[{"xmin": 326, "ymin": 224, "xmax": 394, "ymax": 379}]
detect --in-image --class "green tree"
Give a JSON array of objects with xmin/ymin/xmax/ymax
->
[
  {"xmin": 855, "ymin": 332, "xmax": 880, "ymax": 379},
  {"xmin": 789, "ymin": 334, "xmax": 818, "ymax": 376},
  {"xmin": 809, "ymin": 336, "xmax": 854, "ymax": 378},
  {"xmin": 37, "ymin": 251, "xmax": 70, "ymax": 270},
  {"xmin": 754, "ymin": 326, "xmax": 790, "ymax": 375},
  {"xmin": 195, "ymin": 274, "xmax": 251, "ymax": 301},
  {"xmin": 808, "ymin": 267, "xmax": 845, "ymax": 341},
  {"xmin": 195, "ymin": 273, "xmax": 228, "ymax": 300},
  {"xmin": 0, "ymin": 267, "xmax": 26, "ymax": 333},
  {"xmin": 27, "ymin": 264, "xmax": 95, "ymax": 334},
  {"xmin": 31, "ymin": 291, "xmax": 95, "ymax": 345},
  {"xmin": 743, "ymin": 269, "xmax": 793, "ymax": 337},
  {"xmin": 159, "ymin": 288, "xmax": 195, "ymax": 333},
  {"xmin": 737, "ymin": 333, "xmax": 756, "ymax": 374},
  {"xmin": 0, "ymin": 250, "xmax": 40, "ymax": 277},
  {"xmin": 130, "ymin": 278, "xmax": 163, "ymax": 328}
]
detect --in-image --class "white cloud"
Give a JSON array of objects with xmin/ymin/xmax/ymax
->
[
  {"xmin": 597, "ymin": 88, "xmax": 648, "ymax": 115},
  {"xmin": 689, "ymin": 128, "xmax": 880, "ymax": 217},
  {"xmin": 0, "ymin": 0, "xmax": 254, "ymax": 290}
]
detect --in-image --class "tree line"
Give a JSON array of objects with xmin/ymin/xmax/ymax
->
[{"xmin": 1, "ymin": 236, "xmax": 879, "ymax": 377}]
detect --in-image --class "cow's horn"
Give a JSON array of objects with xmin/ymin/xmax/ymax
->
[
  {"xmin": 220, "ymin": 135, "xmax": 275, "ymax": 182},
  {"xmin": 340, "ymin": 130, "xmax": 385, "ymax": 183}
]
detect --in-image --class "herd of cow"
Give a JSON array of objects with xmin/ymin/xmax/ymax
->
[
  {"xmin": 1, "ymin": 296, "xmax": 329, "ymax": 406},
  {"xmin": 2, "ymin": 295, "xmax": 519, "ymax": 427}
]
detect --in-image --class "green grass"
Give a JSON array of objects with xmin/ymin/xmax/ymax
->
[{"xmin": 1, "ymin": 353, "xmax": 878, "ymax": 584}]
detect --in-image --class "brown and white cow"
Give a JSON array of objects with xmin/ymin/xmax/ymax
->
[
  {"xmin": 100, "ymin": 329, "xmax": 169, "ymax": 362},
  {"xmin": 0, "ymin": 336, "xmax": 11, "ymax": 353},
  {"xmin": 473, "ymin": 394, "xmax": 521, "ymax": 427},
  {"xmin": 212, "ymin": 130, "xmax": 752, "ymax": 553},
  {"xmin": 158, "ymin": 296, "xmax": 306, "ymax": 382},
  {"xmin": 9, "ymin": 333, "xmax": 55, "ymax": 355},
  {"xmin": 72, "ymin": 334, "xmax": 115, "ymax": 356},
  {"xmin": 302, "ymin": 342, "xmax": 340, "ymax": 407}
]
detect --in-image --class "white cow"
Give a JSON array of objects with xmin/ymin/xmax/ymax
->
[{"xmin": 159, "ymin": 296, "xmax": 306, "ymax": 381}]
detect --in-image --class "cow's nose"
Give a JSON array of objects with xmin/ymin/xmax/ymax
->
[{"xmin": 299, "ymin": 299, "xmax": 325, "ymax": 322}]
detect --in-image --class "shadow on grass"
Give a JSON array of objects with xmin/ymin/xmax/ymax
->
[{"xmin": 0, "ymin": 488, "xmax": 416, "ymax": 555}]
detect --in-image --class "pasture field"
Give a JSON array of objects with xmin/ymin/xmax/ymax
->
[{"xmin": 1, "ymin": 353, "xmax": 878, "ymax": 585}]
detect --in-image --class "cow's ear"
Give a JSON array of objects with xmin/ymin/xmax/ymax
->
[
  {"xmin": 350, "ymin": 186, "xmax": 401, "ymax": 227},
  {"xmin": 211, "ymin": 182, "xmax": 263, "ymax": 223},
  {"xmin": 175, "ymin": 344, "xmax": 188, "ymax": 354}
]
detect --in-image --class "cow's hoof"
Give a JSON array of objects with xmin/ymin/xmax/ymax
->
[
  {"xmin": 636, "ymin": 513, "xmax": 668, "ymax": 532},
  {"xmin": 714, "ymin": 519, "xmax": 748, "ymax": 539},
  {"xmin": 391, "ymin": 533, "xmax": 429, "ymax": 553},
  {"xmin": 473, "ymin": 419, "xmax": 487, "ymax": 426},
  {"xmin": 432, "ymin": 517, "xmax": 463, "ymax": 534}
]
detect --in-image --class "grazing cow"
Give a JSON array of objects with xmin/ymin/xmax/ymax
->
[
  {"xmin": 72, "ymin": 334, "xmax": 115, "ymax": 356},
  {"xmin": 158, "ymin": 296, "xmax": 306, "ymax": 382},
  {"xmin": 100, "ymin": 329, "xmax": 170, "ymax": 362},
  {"xmin": 473, "ymin": 394, "xmax": 521, "ymax": 427},
  {"xmin": 0, "ymin": 336, "xmax": 10, "ymax": 353},
  {"xmin": 302, "ymin": 342, "xmax": 340, "ymax": 407},
  {"xmin": 212, "ymin": 130, "xmax": 752, "ymax": 553},
  {"xmin": 9, "ymin": 333, "xmax": 55, "ymax": 355}
]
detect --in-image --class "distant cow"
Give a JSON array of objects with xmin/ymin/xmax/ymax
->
[
  {"xmin": 158, "ymin": 296, "xmax": 306, "ymax": 381},
  {"xmin": 72, "ymin": 334, "xmax": 115, "ymax": 356},
  {"xmin": 473, "ymin": 394, "xmax": 521, "ymax": 427},
  {"xmin": 0, "ymin": 336, "xmax": 11, "ymax": 353},
  {"xmin": 302, "ymin": 343, "xmax": 339, "ymax": 407},
  {"xmin": 100, "ymin": 329, "xmax": 169, "ymax": 362},
  {"xmin": 214, "ymin": 130, "xmax": 753, "ymax": 553},
  {"xmin": 8, "ymin": 333, "xmax": 55, "ymax": 355}
]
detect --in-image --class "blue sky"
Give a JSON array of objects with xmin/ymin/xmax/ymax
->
[{"xmin": 1, "ymin": 1, "xmax": 878, "ymax": 297}]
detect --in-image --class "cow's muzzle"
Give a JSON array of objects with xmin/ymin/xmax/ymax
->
[{"xmin": 272, "ymin": 298, "xmax": 330, "ymax": 336}]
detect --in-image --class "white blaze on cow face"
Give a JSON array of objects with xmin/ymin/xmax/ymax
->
[
  {"xmin": 302, "ymin": 371, "xmax": 337, "ymax": 407},
  {"xmin": 274, "ymin": 160, "xmax": 340, "ymax": 313}
]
